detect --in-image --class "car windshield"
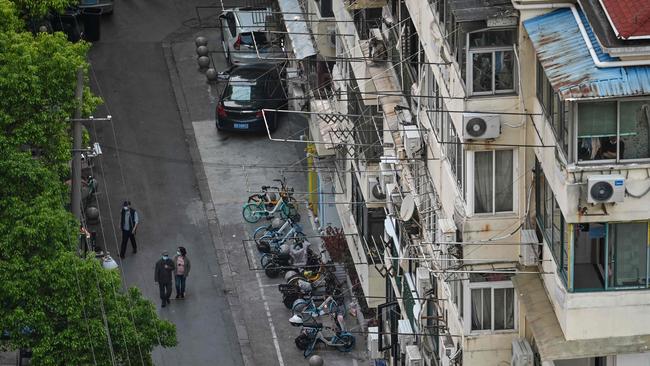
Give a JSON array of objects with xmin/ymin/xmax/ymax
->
[
  {"xmin": 239, "ymin": 32, "xmax": 269, "ymax": 46},
  {"xmin": 223, "ymin": 83, "xmax": 265, "ymax": 102}
]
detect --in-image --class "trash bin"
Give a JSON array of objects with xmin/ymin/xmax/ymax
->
[{"xmin": 81, "ymin": 8, "xmax": 101, "ymax": 42}]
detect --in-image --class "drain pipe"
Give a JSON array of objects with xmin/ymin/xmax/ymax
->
[{"xmin": 512, "ymin": 1, "xmax": 650, "ymax": 68}]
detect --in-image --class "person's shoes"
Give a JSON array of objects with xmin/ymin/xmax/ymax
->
[
  {"xmin": 175, "ymin": 294, "xmax": 180, "ymax": 299},
  {"xmin": 161, "ymin": 302, "xmax": 166, "ymax": 308},
  {"xmin": 120, "ymin": 255, "xmax": 125, "ymax": 259},
  {"xmin": 180, "ymin": 294, "xmax": 185, "ymax": 299},
  {"xmin": 166, "ymin": 299, "xmax": 171, "ymax": 305}
]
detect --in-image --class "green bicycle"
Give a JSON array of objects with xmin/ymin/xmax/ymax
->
[{"xmin": 242, "ymin": 196, "xmax": 299, "ymax": 223}]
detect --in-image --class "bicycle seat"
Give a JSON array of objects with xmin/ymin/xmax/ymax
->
[
  {"xmin": 273, "ymin": 179, "xmax": 282, "ymax": 183},
  {"xmin": 261, "ymin": 185, "xmax": 269, "ymax": 190}
]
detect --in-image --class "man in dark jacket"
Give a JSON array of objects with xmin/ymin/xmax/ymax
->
[
  {"xmin": 119, "ymin": 201, "xmax": 139, "ymax": 259},
  {"xmin": 154, "ymin": 250, "xmax": 175, "ymax": 307}
]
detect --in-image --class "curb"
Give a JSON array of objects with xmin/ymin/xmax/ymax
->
[{"xmin": 161, "ymin": 41, "xmax": 254, "ymax": 366}]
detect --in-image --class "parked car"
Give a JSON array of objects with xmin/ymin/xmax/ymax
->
[
  {"xmin": 215, "ymin": 63, "xmax": 287, "ymax": 133},
  {"xmin": 77, "ymin": 0, "xmax": 114, "ymax": 15},
  {"xmin": 219, "ymin": 7, "xmax": 285, "ymax": 65}
]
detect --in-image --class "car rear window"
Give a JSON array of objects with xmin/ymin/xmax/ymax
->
[
  {"xmin": 239, "ymin": 32, "xmax": 269, "ymax": 45},
  {"xmin": 224, "ymin": 83, "xmax": 265, "ymax": 102}
]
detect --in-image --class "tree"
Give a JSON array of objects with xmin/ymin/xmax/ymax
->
[
  {"xmin": 9, "ymin": 0, "xmax": 76, "ymax": 18},
  {"xmin": 0, "ymin": 9, "xmax": 101, "ymax": 178},
  {"xmin": 0, "ymin": 3, "xmax": 178, "ymax": 363}
]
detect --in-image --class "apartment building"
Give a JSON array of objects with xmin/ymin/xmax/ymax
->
[{"xmin": 299, "ymin": 0, "xmax": 650, "ymax": 366}]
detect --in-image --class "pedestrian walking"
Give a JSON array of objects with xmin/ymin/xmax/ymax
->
[
  {"xmin": 173, "ymin": 246, "xmax": 191, "ymax": 299},
  {"xmin": 154, "ymin": 250, "xmax": 175, "ymax": 307},
  {"xmin": 119, "ymin": 200, "xmax": 139, "ymax": 259}
]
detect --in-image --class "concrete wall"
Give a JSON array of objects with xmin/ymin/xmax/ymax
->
[{"xmin": 306, "ymin": 0, "xmax": 336, "ymax": 58}]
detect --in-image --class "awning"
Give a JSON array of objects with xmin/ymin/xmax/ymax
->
[
  {"xmin": 278, "ymin": 0, "xmax": 317, "ymax": 60},
  {"xmin": 513, "ymin": 273, "xmax": 650, "ymax": 361},
  {"xmin": 523, "ymin": 8, "xmax": 650, "ymax": 100}
]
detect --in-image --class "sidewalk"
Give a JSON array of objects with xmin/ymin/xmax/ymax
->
[{"xmin": 163, "ymin": 27, "xmax": 368, "ymax": 366}]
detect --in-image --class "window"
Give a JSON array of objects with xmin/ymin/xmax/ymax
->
[
  {"xmin": 536, "ymin": 59, "xmax": 569, "ymax": 157},
  {"xmin": 576, "ymin": 99, "xmax": 650, "ymax": 162},
  {"xmin": 466, "ymin": 278, "xmax": 515, "ymax": 332},
  {"xmin": 471, "ymin": 150, "xmax": 514, "ymax": 214},
  {"xmin": 467, "ymin": 29, "xmax": 517, "ymax": 96},
  {"xmin": 424, "ymin": 64, "xmax": 442, "ymax": 136},
  {"xmin": 574, "ymin": 221, "xmax": 650, "ymax": 291},
  {"xmin": 535, "ymin": 160, "xmax": 569, "ymax": 283},
  {"xmin": 442, "ymin": 115, "xmax": 464, "ymax": 195}
]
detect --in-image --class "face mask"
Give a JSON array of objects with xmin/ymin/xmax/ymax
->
[
  {"xmin": 123, "ymin": 206, "xmax": 128, "ymax": 211},
  {"xmin": 176, "ymin": 251, "xmax": 181, "ymax": 256},
  {"xmin": 162, "ymin": 255, "xmax": 169, "ymax": 260}
]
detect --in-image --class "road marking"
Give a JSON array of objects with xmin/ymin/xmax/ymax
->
[
  {"xmin": 353, "ymin": 359, "xmax": 358, "ymax": 366},
  {"xmin": 245, "ymin": 238, "xmax": 285, "ymax": 366}
]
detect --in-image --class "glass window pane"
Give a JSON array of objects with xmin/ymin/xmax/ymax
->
[
  {"xmin": 620, "ymin": 100, "xmax": 650, "ymax": 159},
  {"xmin": 471, "ymin": 288, "xmax": 490, "ymax": 330},
  {"xmin": 472, "ymin": 52, "xmax": 493, "ymax": 93},
  {"xmin": 552, "ymin": 199, "xmax": 562, "ymax": 263},
  {"xmin": 577, "ymin": 102, "xmax": 617, "ymax": 161},
  {"xmin": 494, "ymin": 150, "xmax": 514, "ymax": 212},
  {"xmin": 609, "ymin": 223, "xmax": 648, "ymax": 288},
  {"xmin": 495, "ymin": 51, "xmax": 514, "ymax": 91},
  {"xmin": 469, "ymin": 29, "xmax": 516, "ymax": 47},
  {"xmin": 494, "ymin": 288, "xmax": 514, "ymax": 330},
  {"xmin": 474, "ymin": 151, "xmax": 493, "ymax": 213}
]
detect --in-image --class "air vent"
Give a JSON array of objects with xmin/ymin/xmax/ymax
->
[
  {"xmin": 462, "ymin": 113, "xmax": 500, "ymax": 140},
  {"xmin": 587, "ymin": 175, "xmax": 625, "ymax": 204}
]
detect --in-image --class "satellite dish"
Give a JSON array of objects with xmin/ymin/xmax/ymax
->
[
  {"xmin": 400, "ymin": 194, "xmax": 415, "ymax": 221},
  {"xmin": 384, "ymin": 217, "xmax": 396, "ymax": 238}
]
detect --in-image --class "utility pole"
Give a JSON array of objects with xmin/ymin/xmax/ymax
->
[{"xmin": 72, "ymin": 67, "xmax": 84, "ymax": 221}]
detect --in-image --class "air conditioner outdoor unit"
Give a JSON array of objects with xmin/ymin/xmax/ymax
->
[
  {"xmin": 462, "ymin": 113, "xmax": 501, "ymax": 140},
  {"xmin": 398, "ymin": 319, "xmax": 415, "ymax": 354},
  {"xmin": 402, "ymin": 124, "xmax": 422, "ymax": 158},
  {"xmin": 367, "ymin": 174, "xmax": 386, "ymax": 201},
  {"xmin": 587, "ymin": 174, "xmax": 625, "ymax": 204},
  {"xmin": 367, "ymin": 326, "xmax": 381, "ymax": 359},
  {"xmin": 520, "ymin": 229, "xmax": 539, "ymax": 267},
  {"xmin": 416, "ymin": 267, "xmax": 432, "ymax": 299},
  {"xmin": 405, "ymin": 345, "xmax": 423, "ymax": 366},
  {"xmin": 511, "ymin": 338, "xmax": 534, "ymax": 366}
]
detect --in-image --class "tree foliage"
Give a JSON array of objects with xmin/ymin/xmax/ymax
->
[
  {"xmin": 9, "ymin": 0, "xmax": 76, "ymax": 18},
  {"xmin": 0, "ymin": 2, "xmax": 177, "ymax": 364}
]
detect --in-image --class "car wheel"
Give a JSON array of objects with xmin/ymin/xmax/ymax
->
[{"xmin": 216, "ymin": 120, "xmax": 223, "ymax": 131}]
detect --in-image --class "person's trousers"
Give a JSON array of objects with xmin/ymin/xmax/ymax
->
[
  {"xmin": 120, "ymin": 229, "xmax": 137, "ymax": 257},
  {"xmin": 175, "ymin": 275, "xmax": 186, "ymax": 296},
  {"xmin": 158, "ymin": 282, "xmax": 172, "ymax": 303}
]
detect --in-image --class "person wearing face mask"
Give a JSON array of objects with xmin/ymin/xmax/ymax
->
[
  {"xmin": 154, "ymin": 250, "xmax": 175, "ymax": 307},
  {"xmin": 173, "ymin": 246, "xmax": 191, "ymax": 299},
  {"xmin": 119, "ymin": 201, "xmax": 139, "ymax": 259}
]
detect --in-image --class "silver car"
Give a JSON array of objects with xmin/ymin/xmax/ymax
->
[
  {"xmin": 219, "ymin": 7, "xmax": 285, "ymax": 65},
  {"xmin": 78, "ymin": 0, "xmax": 114, "ymax": 15}
]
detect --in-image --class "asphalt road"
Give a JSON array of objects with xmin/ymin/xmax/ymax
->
[{"xmin": 87, "ymin": 2, "xmax": 247, "ymax": 365}]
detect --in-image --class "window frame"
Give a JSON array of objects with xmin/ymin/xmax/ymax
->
[
  {"xmin": 466, "ymin": 28, "xmax": 518, "ymax": 96},
  {"xmin": 536, "ymin": 59, "xmax": 570, "ymax": 160},
  {"xmin": 467, "ymin": 149, "xmax": 517, "ymax": 215},
  {"xmin": 574, "ymin": 98, "xmax": 650, "ymax": 164},
  {"xmin": 464, "ymin": 280, "xmax": 517, "ymax": 334}
]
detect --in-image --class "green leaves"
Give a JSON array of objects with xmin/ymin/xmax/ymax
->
[
  {"xmin": 0, "ymin": 3, "xmax": 178, "ymax": 364},
  {"xmin": 9, "ymin": 0, "xmax": 77, "ymax": 18}
]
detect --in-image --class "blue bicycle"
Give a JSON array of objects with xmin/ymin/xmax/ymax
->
[{"xmin": 293, "ymin": 315, "xmax": 355, "ymax": 357}]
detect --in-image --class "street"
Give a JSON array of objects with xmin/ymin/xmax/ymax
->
[
  {"xmin": 87, "ymin": 1, "xmax": 245, "ymax": 365},
  {"xmin": 86, "ymin": 1, "xmax": 366, "ymax": 365}
]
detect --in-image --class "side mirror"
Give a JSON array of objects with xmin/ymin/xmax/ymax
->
[
  {"xmin": 217, "ymin": 71, "xmax": 230, "ymax": 80},
  {"xmin": 218, "ymin": 13, "xmax": 227, "ymax": 19}
]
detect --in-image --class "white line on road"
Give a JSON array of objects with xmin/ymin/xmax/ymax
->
[{"xmin": 245, "ymin": 238, "xmax": 285, "ymax": 366}]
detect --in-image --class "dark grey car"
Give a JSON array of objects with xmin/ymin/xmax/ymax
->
[{"xmin": 215, "ymin": 64, "xmax": 287, "ymax": 133}]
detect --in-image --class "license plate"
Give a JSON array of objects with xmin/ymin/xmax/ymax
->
[{"xmin": 234, "ymin": 123, "xmax": 248, "ymax": 129}]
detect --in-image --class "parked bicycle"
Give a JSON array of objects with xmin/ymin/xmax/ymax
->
[
  {"xmin": 242, "ymin": 196, "xmax": 298, "ymax": 223},
  {"xmin": 292, "ymin": 314, "xmax": 355, "ymax": 357},
  {"xmin": 256, "ymin": 219, "xmax": 305, "ymax": 253},
  {"xmin": 291, "ymin": 295, "xmax": 343, "ymax": 323},
  {"xmin": 248, "ymin": 177, "xmax": 296, "ymax": 206}
]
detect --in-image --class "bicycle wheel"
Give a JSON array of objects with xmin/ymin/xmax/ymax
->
[
  {"xmin": 242, "ymin": 203, "xmax": 262, "ymax": 223},
  {"xmin": 336, "ymin": 333, "xmax": 355, "ymax": 352},
  {"xmin": 304, "ymin": 338, "xmax": 318, "ymax": 358},
  {"xmin": 264, "ymin": 261, "xmax": 281, "ymax": 278},
  {"xmin": 260, "ymin": 254, "xmax": 273, "ymax": 268},
  {"xmin": 253, "ymin": 225, "xmax": 273, "ymax": 242},
  {"xmin": 287, "ymin": 275, "xmax": 309, "ymax": 287},
  {"xmin": 291, "ymin": 299, "xmax": 310, "ymax": 316}
]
